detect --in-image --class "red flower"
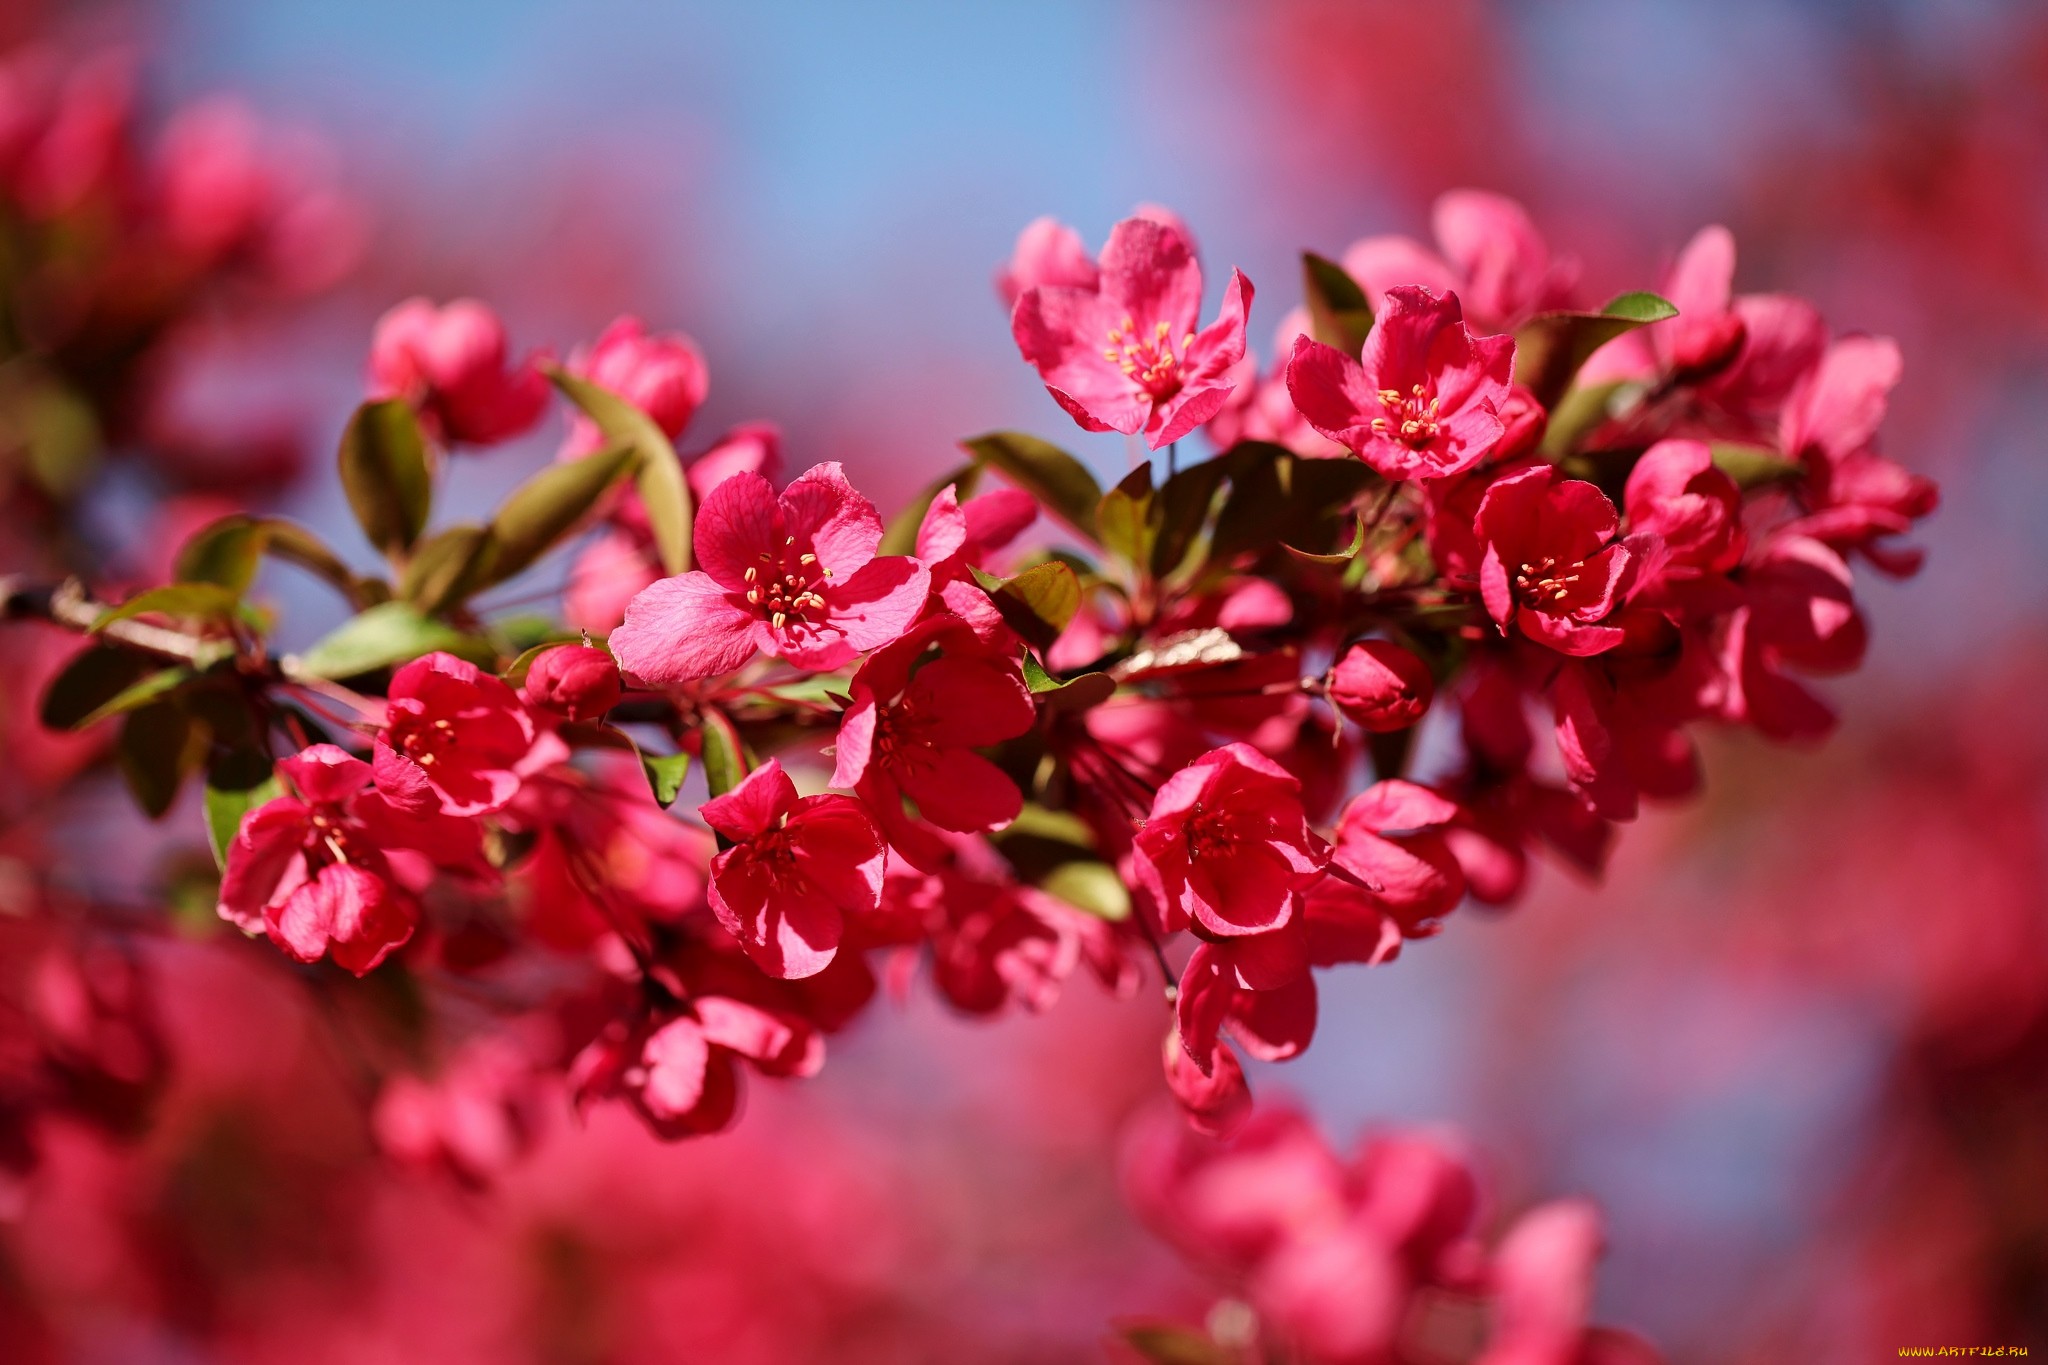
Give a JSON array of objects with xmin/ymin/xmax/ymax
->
[
  {"xmin": 1720, "ymin": 534, "xmax": 1867, "ymax": 742},
  {"xmin": 1476, "ymin": 1201, "xmax": 1664, "ymax": 1365},
  {"xmin": 1328, "ymin": 639, "xmax": 1434, "ymax": 733},
  {"xmin": 561, "ymin": 314, "xmax": 708, "ymax": 456},
  {"xmin": 993, "ymin": 203, "xmax": 1195, "ymax": 308},
  {"xmin": 1176, "ymin": 934, "xmax": 1318, "ymax": 1074},
  {"xmin": 1132, "ymin": 743, "xmax": 1329, "ymax": 939},
  {"xmin": 1011, "ymin": 215, "xmax": 1252, "ymax": 449},
  {"xmin": 1286, "ymin": 285, "xmax": 1516, "ymax": 481},
  {"xmin": 1476, "ymin": 465, "xmax": 1636, "ymax": 656},
  {"xmin": 372, "ymin": 651, "xmax": 565, "ymax": 818},
  {"xmin": 832, "ymin": 618, "xmax": 1037, "ymax": 847},
  {"xmin": 569, "ymin": 991, "xmax": 821, "ymax": 1141},
  {"xmin": 1779, "ymin": 335, "xmax": 1938, "ymax": 577},
  {"xmin": 1622, "ymin": 439, "xmax": 1745, "ymax": 583},
  {"xmin": 700, "ymin": 760, "xmax": 886, "ymax": 980},
  {"xmin": 1343, "ymin": 189, "xmax": 1578, "ymax": 332},
  {"xmin": 1330, "ymin": 781, "xmax": 1467, "ymax": 938},
  {"xmin": 217, "ymin": 745, "xmax": 484, "ymax": 975},
  {"xmin": 519, "ymin": 644, "xmax": 622, "ymax": 723},
  {"xmin": 366, "ymin": 297, "xmax": 548, "ymax": 446},
  {"xmin": 610, "ymin": 461, "xmax": 930, "ymax": 682}
]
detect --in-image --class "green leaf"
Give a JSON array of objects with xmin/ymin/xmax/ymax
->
[
  {"xmin": 1042, "ymin": 861, "xmax": 1130, "ymax": 921},
  {"xmin": 39, "ymin": 645, "xmax": 164, "ymax": 730},
  {"xmin": 1151, "ymin": 457, "xmax": 1231, "ymax": 579},
  {"xmin": 1208, "ymin": 443, "xmax": 1379, "ymax": 565},
  {"xmin": 1284, "ymin": 509, "xmax": 1369, "ymax": 565},
  {"xmin": 174, "ymin": 517, "xmax": 267, "ymax": 594},
  {"xmin": 1302, "ymin": 251, "xmax": 1373, "ymax": 355},
  {"xmin": 1095, "ymin": 464, "xmax": 1154, "ymax": 568},
  {"xmin": 961, "ymin": 431, "xmax": 1102, "ymax": 545},
  {"xmin": 399, "ymin": 523, "xmax": 495, "ymax": 613},
  {"xmin": 698, "ymin": 709, "xmax": 749, "ymax": 800},
  {"xmin": 204, "ymin": 771, "xmax": 280, "ymax": 870},
  {"xmin": 879, "ymin": 462, "xmax": 982, "ymax": 558},
  {"xmin": 294, "ymin": 602, "xmax": 491, "ymax": 679},
  {"xmin": 339, "ymin": 399, "xmax": 433, "ymax": 558},
  {"xmin": 979, "ymin": 560, "xmax": 1082, "ymax": 653},
  {"xmin": 1710, "ymin": 441, "xmax": 1802, "ymax": 489},
  {"xmin": 549, "ymin": 369, "xmax": 692, "ymax": 573},
  {"xmin": 70, "ymin": 666, "xmax": 196, "ymax": 730},
  {"xmin": 640, "ymin": 749, "xmax": 691, "ymax": 808},
  {"xmin": 117, "ymin": 701, "xmax": 205, "ymax": 820},
  {"xmin": 1540, "ymin": 379, "xmax": 1629, "ymax": 459},
  {"xmin": 1513, "ymin": 292, "xmax": 1678, "ymax": 408},
  {"xmin": 477, "ymin": 443, "xmax": 637, "ymax": 589},
  {"xmin": 92, "ymin": 583, "xmax": 242, "ymax": 633},
  {"xmin": 1021, "ymin": 653, "xmax": 1115, "ymax": 712}
]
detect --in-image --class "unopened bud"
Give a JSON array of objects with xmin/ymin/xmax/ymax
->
[{"xmin": 1328, "ymin": 639, "xmax": 1433, "ymax": 733}]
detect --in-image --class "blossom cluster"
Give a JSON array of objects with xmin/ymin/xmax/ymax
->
[
  {"xmin": 1120, "ymin": 1106, "xmax": 1660, "ymax": 1364},
  {"xmin": 13, "ymin": 186, "xmax": 1931, "ymax": 1168}
]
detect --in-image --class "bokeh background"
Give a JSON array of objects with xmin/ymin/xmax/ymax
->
[{"xmin": 7, "ymin": 0, "xmax": 2048, "ymax": 1360}]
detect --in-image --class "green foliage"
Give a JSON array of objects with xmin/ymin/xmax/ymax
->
[
  {"xmin": 339, "ymin": 399, "xmax": 433, "ymax": 558},
  {"xmin": 1302, "ymin": 250, "xmax": 1374, "ymax": 355},
  {"xmin": 549, "ymin": 369, "xmax": 692, "ymax": 573},
  {"xmin": 962, "ymin": 431, "xmax": 1103, "ymax": 545}
]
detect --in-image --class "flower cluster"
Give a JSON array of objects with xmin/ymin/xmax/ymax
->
[
  {"xmin": 1120, "ymin": 1106, "xmax": 1661, "ymax": 1364},
  {"xmin": 21, "ymin": 187, "xmax": 1932, "ymax": 1164}
]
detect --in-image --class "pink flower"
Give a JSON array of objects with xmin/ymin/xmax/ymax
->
[
  {"xmin": 372, "ymin": 1038, "xmax": 539, "ymax": 1188},
  {"xmin": 686, "ymin": 421, "xmax": 782, "ymax": 502},
  {"xmin": 367, "ymin": 297, "xmax": 549, "ymax": 447},
  {"xmin": 1161, "ymin": 1029, "xmax": 1252, "ymax": 1140},
  {"xmin": 832, "ymin": 618, "xmax": 1037, "ymax": 845},
  {"xmin": 1011, "ymin": 215, "xmax": 1253, "ymax": 449},
  {"xmin": 1476, "ymin": 465, "xmax": 1636, "ymax": 656},
  {"xmin": 1779, "ymin": 336, "xmax": 1937, "ymax": 576},
  {"xmin": 1205, "ymin": 307, "xmax": 1350, "ymax": 458},
  {"xmin": 569, "ymin": 991, "xmax": 821, "ymax": 1141},
  {"xmin": 1132, "ymin": 743, "xmax": 1329, "ymax": 939},
  {"xmin": 609, "ymin": 462, "xmax": 931, "ymax": 682},
  {"xmin": 1329, "ymin": 780, "xmax": 1467, "ymax": 938},
  {"xmin": 1721, "ymin": 534, "xmax": 1866, "ymax": 742},
  {"xmin": 1328, "ymin": 639, "xmax": 1434, "ymax": 733},
  {"xmin": 699, "ymin": 760, "xmax": 886, "ymax": 979},
  {"xmin": 373, "ymin": 652, "xmax": 565, "ymax": 817},
  {"xmin": 1622, "ymin": 439, "xmax": 1745, "ymax": 582},
  {"xmin": 1177, "ymin": 935, "xmax": 1318, "ymax": 1072},
  {"xmin": 1286, "ymin": 286, "xmax": 1516, "ymax": 480},
  {"xmin": 993, "ymin": 203, "xmax": 1196, "ymax": 307},
  {"xmin": 877, "ymin": 864, "xmax": 1110, "ymax": 1015},
  {"xmin": 519, "ymin": 644, "xmax": 622, "ymax": 722},
  {"xmin": 561, "ymin": 315, "xmax": 709, "ymax": 457},
  {"xmin": 1343, "ymin": 189, "xmax": 1579, "ymax": 332},
  {"xmin": 994, "ymin": 216, "xmax": 1098, "ymax": 307},
  {"xmin": 217, "ymin": 745, "xmax": 483, "ymax": 975},
  {"xmin": 1475, "ymin": 1201, "xmax": 1665, "ymax": 1365}
]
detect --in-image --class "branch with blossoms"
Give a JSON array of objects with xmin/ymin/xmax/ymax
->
[{"xmin": 25, "ymin": 188, "xmax": 1933, "ymax": 1166}]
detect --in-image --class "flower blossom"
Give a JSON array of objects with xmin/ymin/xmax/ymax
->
[
  {"xmin": 832, "ymin": 617, "xmax": 1037, "ymax": 854},
  {"xmin": 1343, "ymin": 188, "xmax": 1579, "ymax": 332},
  {"xmin": 561, "ymin": 314, "xmax": 709, "ymax": 457},
  {"xmin": 700, "ymin": 760, "xmax": 886, "ymax": 979},
  {"xmin": 367, "ymin": 297, "xmax": 548, "ymax": 446},
  {"xmin": 1475, "ymin": 465, "xmax": 1636, "ymax": 656},
  {"xmin": 1286, "ymin": 285, "xmax": 1516, "ymax": 480},
  {"xmin": 1132, "ymin": 743, "xmax": 1329, "ymax": 939},
  {"xmin": 372, "ymin": 651, "xmax": 565, "ymax": 818},
  {"xmin": 609, "ymin": 462, "xmax": 930, "ymax": 682},
  {"xmin": 1010, "ymin": 215, "xmax": 1252, "ymax": 449},
  {"xmin": 217, "ymin": 745, "xmax": 483, "ymax": 975}
]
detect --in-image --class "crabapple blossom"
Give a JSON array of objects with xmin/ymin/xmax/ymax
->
[
  {"xmin": 367, "ymin": 296, "xmax": 548, "ymax": 446},
  {"xmin": 699, "ymin": 760, "xmax": 886, "ymax": 979},
  {"xmin": 1286, "ymin": 285, "xmax": 1516, "ymax": 480},
  {"xmin": 1011, "ymin": 215, "xmax": 1252, "ymax": 448},
  {"xmin": 610, "ymin": 462, "xmax": 929, "ymax": 681}
]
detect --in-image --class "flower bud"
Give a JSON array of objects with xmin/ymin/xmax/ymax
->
[
  {"xmin": 1329, "ymin": 640, "xmax": 1433, "ymax": 733},
  {"xmin": 1493, "ymin": 383, "xmax": 1548, "ymax": 462},
  {"xmin": 522, "ymin": 645, "xmax": 622, "ymax": 721}
]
